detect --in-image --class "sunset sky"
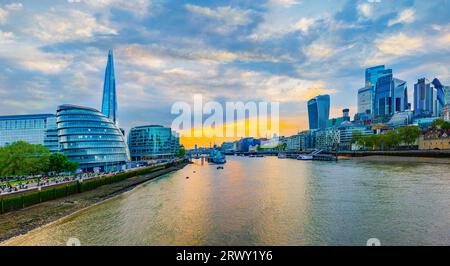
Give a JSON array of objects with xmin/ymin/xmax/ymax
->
[{"xmin": 0, "ymin": 0, "xmax": 449, "ymax": 148}]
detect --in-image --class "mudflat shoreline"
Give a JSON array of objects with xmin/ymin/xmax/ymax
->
[{"xmin": 0, "ymin": 163, "xmax": 187, "ymax": 243}]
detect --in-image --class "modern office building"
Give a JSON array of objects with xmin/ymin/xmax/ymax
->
[
  {"xmin": 445, "ymin": 86, "xmax": 450, "ymax": 105},
  {"xmin": 315, "ymin": 128, "xmax": 340, "ymax": 151},
  {"xmin": 367, "ymin": 65, "xmax": 393, "ymax": 114},
  {"xmin": 373, "ymin": 73, "xmax": 409, "ymax": 118},
  {"xmin": 387, "ymin": 110, "xmax": 414, "ymax": 128},
  {"xmin": 43, "ymin": 116, "xmax": 59, "ymax": 153},
  {"xmin": 392, "ymin": 78, "xmax": 409, "ymax": 113},
  {"xmin": 236, "ymin": 138, "xmax": 260, "ymax": 152},
  {"xmin": 101, "ymin": 49, "xmax": 118, "ymax": 125},
  {"xmin": 337, "ymin": 122, "xmax": 372, "ymax": 150},
  {"xmin": 220, "ymin": 142, "xmax": 235, "ymax": 153},
  {"xmin": 56, "ymin": 104, "xmax": 129, "ymax": 172},
  {"xmin": 365, "ymin": 65, "xmax": 389, "ymax": 88},
  {"xmin": 431, "ymin": 78, "xmax": 446, "ymax": 115},
  {"xmin": 414, "ymin": 78, "xmax": 438, "ymax": 118},
  {"xmin": 441, "ymin": 105, "xmax": 450, "ymax": 121},
  {"xmin": 357, "ymin": 87, "xmax": 373, "ymax": 115},
  {"xmin": 0, "ymin": 114, "xmax": 59, "ymax": 152},
  {"xmin": 128, "ymin": 125, "xmax": 180, "ymax": 161},
  {"xmin": 286, "ymin": 130, "xmax": 314, "ymax": 151},
  {"xmin": 308, "ymin": 95, "xmax": 330, "ymax": 130}
]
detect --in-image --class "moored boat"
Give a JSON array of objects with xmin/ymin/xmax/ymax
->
[{"xmin": 297, "ymin": 155, "xmax": 313, "ymax": 160}]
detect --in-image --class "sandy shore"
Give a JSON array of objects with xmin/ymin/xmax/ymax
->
[{"xmin": 0, "ymin": 163, "xmax": 187, "ymax": 243}]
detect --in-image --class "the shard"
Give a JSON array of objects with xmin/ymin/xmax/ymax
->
[{"xmin": 101, "ymin": 49, "xmax": 117, "ymax": 124}]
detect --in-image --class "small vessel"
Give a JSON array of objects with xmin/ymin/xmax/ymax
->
[
  {"xmin": 256, "ymin": 154, "xmax": 264, "ymax": 157},
  {"xmin": 217, "ymin": 166, "xmax": 224, "ymax": 169},
  {"xmin": 297, "ymin": 155, "xmax": 313, "ymax": 160},
  {"xmin": 278, "ymin": 153, "xmax": 287, "ymax": 159}
]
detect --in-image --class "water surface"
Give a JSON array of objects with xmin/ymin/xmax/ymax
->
[{"xmin": 4, "ymin": 156, "xmax": 450, "ymax": 246}]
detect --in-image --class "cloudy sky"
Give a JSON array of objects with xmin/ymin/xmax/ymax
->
[{"xmin": 0, "ymin": 0, "xmax": 449, "ymax": 147}]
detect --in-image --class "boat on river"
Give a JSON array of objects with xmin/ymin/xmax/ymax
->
[
  {"xmin": 278, "ymin": 153, "xmax": 287, "ymax": 159},
  {"xmin": 297, "ymin": 155, "xmax": 313, "ymax": 160},
  {"xmin": 210, "ymin": 150, "xmax": 227, "ymax": 164}
]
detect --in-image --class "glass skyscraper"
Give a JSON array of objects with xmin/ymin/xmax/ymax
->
[
  {"xmin": 431, "ymin": 78, "xmax": 446, "ymax": 115},
  {"xmin": 128, "ymin": 125, "xmax": 180, "ymax": 161},
  {"xmin": 392, "ymin": 78, "xmax": 409, "ymax": 113},
  {"xmin": 308, "ymin": 95, "xmax": 330, "ymax": 130},
  {"xmin": 102, "ymin": 49, "xmax": 117, "ymax": 125},
  {"xmin": 357, "ymin": 87, "xmax": 373, "ymax": 114},
  {"xmin": 57, "ymin": 104, "xmax": 129, "ymax": 172},
  {"xmin": 0, "ymin": 114, "xmax": 59, "ymax": 152},
  {"xmin": 414, "ymin": 78, "xmax": 438, "ymax": 118},
  {"xmin": 365, "ymin": 65, "xmax": 394, "ymax": 117},
  {"xmin": 369, "ymin": 65, "xmax": 409, "ymax": 118},
  {"xmin": 365, "ymin": 65, "xmax": 388, "ymax": 88}
]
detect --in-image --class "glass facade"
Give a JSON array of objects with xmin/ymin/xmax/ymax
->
[
  {"xmin": 315, "ymin": 128, "xmax": 340, "ymax": 151},
  {"xmin": 337, "ymin": 123, "xmax": 372, "ymax": 150},
  {"xmin": 286, "ymin": 130, "xmax": 314, "ymax": 151},
  {"xmin": 128, "ymin": 125, "xmax": 180, "ymax": 161},
  {"xmin": 357, "ymin": 87, "xmax": 373, "ymax": 114},
  {"xmin": 0, "ymin": 114, "xmax": 58, "ymax": 152},
  {"xmin": 414, "ymin": 78, "xmax": 438, "ymax": 118},
  {"xmin": 308, "ymin": 95, "xmax": 330, "ymax": 130},
  {"xmin": 431, "ymin": 78, "xmax": 446, "ymax": 116},
  {"xmin": 392, "ymin": 78, "xmax": 409, "ymax": 113},
  {"xmin": 371, "ymin": 67, "xmax": 409, "ymax": 118},
  {"xmin": 374, "ymin": 73, "xmax": 393, "ymax": 117},
  {"xmin": 445, "ymin": 86, "xmax": 450, "ymax": 105},
  {"xmin": 57, "ymin": 105, "xmax": 129, "ymax": 172},
  {"xmin": 101, "ymin": 49, "xmax": 117, "ymax": 125}
]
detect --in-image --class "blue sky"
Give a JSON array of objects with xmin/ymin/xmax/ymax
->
[{"xmin": 0, "ymin": 0, "xmax": 449, "ymax": 140}]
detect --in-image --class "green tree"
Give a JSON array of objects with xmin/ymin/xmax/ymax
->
[
  {"xmin": 47, "ymin": 152, "xmax": 79, "ymax": 173},
  {"xmin": 431, "ymin": 118, "xmax": 445, "ymax": 129},
  {"xmin": 397, "ymin": 125, "xmax": 421, "ymax": 145},
  {"xmin": 0, "ymin": 141, "xmax": 50, "ymax": 176},
  {"xmin": 382, "ymin": 130, "xmax": 400, "ymax": 150},
  {"xmin": 352, "ymin": 131, "xmax": 363, "ymax": 144},
  {"xmin": 441, "ymin": 121, "xmax": 450, "ymax": 131},
  {"xmin": 64, "ymin": 161, "xmax": 79, "ymax": 173},
  {"xmin": 176, "ymin": 148, "xmax": 186, "ymax": 158},
  {"xmin": 276, "ymin": 143, "xmax": 287, "ymax": 151}
]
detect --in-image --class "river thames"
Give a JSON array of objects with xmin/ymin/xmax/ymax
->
[{"xmin": 4, "ymin": 156, "xmax": 450, "ymax": 246}]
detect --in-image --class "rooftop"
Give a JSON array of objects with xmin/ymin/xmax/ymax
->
[{"xmin": 0, "ymin": 114, "xmax": 55, "ymax": 120}]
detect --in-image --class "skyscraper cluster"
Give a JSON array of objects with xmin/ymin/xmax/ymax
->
[
  {"xmin": 356, "ymin": 65, "xmax": 448, "ymax": 122},
  {"xmin": 295, "ymin": 65, "xmax": 450, "ymax": 152}
]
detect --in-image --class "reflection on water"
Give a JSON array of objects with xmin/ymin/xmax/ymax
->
[{"xmin": 3, "ymin": 157, "xmax": 450, "ymax": 246}]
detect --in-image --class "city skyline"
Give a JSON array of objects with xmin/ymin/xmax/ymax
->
[{"xmin": 0, "ymin": 0, "xmax": 450, "ymax": 148}]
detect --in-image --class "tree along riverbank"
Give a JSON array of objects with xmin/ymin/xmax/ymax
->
[
  {"xmin": 0, "ymin": 161, "xmax": 188, "ymax": 243},
  {"xmin": 338, "ymin": 149, "xmax": 450, "ymax": 158}
]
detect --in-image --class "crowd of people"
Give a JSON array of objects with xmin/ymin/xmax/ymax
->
[
  {"xmin": 0, "ymin": 173, "xmax": 105, "ymax": 195},
  {"xmin": 0, "ymin": 158, "xmax": 180, "ymax": 195}
]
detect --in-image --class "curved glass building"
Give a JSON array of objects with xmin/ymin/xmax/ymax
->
[
  {"xmin": 308, "ymin": 95, "xmax": 330, "ymax": 130},
  {"xmin": 56, "ymin": 104, "xmax": 129, "ymax": 172}
]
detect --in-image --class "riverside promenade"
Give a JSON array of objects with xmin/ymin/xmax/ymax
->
[{"xmin": 0, "ymin": 161, "xmax": 188, "ymax": 243}]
